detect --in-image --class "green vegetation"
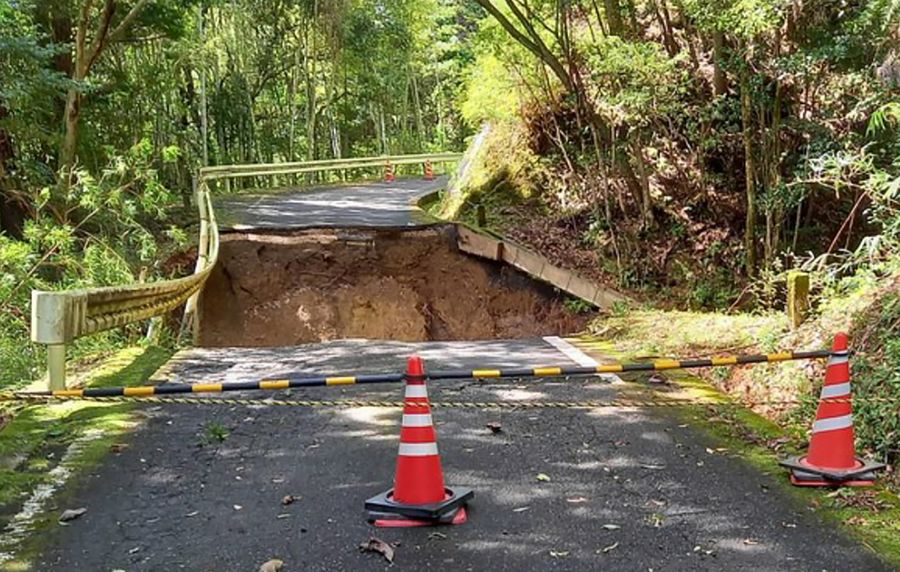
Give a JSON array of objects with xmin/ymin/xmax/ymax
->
[
  {"xmin": 2, "ymin": 0, "xmax": 900, "ymax": 561},
  {"xmin": 1, "ymin": 0, "xmax": 478, "ymax": 391},
  {"xmin": 450, "ymin": 0, "xmax": 899, "ymax": 303},
  {"xmin": 200, "ymin": 420, "xmax": 229, "ymax": 445},
  {"xmin": 0, "ymin": 345, "xmax": 171, "ymax": 507},
  {"xmin": 434, "ymin": 1, "xmax": 900, "ymax": 484}
]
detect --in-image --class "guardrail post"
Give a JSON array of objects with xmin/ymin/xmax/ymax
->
[
  {"xmin": 47, "ymin": 344, "xmax": 67, "ymax": 391},
  {"xmin": 787, "ymin": 271, "xmax": 810, "ymax": 329},
  {"xmin": 32, "ymin": 290, "xmax": 77, "ymax": 390}
]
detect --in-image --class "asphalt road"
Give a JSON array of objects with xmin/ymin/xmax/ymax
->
[
  {"xmin": 216, "ymin": 176, "xmax": 447, "ymax": 230},
  {"xmin": 34, "ymin": 339, "xmax": 893, "ymax": 571}
]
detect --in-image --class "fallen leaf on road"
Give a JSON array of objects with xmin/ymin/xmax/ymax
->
[
  {"xmin": 512, "ymin": 506, "xmax": 530, "ymax": 513},
  {"xmin": 258, "ymin": 558, "xmax": 284, "ymax": 572},
  {"xmin": 766, "ymin": 437, "xmax": 791, "ymax": 450},
  {"xmin": 59, "ymin": 508, "xmax": 87, "ymax": 523},
  {"xmin": 282, "ymin": 495, "xmax": 299, "ymax": 506},
  {"xmin": 485, "ymin": 422, "xmax": 503, "ymax": 434},
  {"xmin": 566, "ymin": 497, "xmax": 589, "ymax": 504},
  {"xmin": 359, "ymin": 537, "xmax": 394, "ymax": 563},
  {"xmin": 536, "ymin": 473, "xmax": 551, "ymax": 482},
  {"xmin": 110, "ymin": 443, "xmax": 128, "ymax": 453},
  {"xmin": 601, "ymin": 524, "xmax": 620, "ymax": 530},
  {"xmin": 549, "ymin": 550, "xmax": 569, "ymax": 558},
  {"xmin": 599, "ymin": 542, "xmax": 619, "ymax": 553}
]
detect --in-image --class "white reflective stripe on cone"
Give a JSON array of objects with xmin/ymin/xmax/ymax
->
[
  {"xmin": 812, "ymin": 414, "xmax": 853, "ymax": 433},
  {"xmin": 402, "ymin": 414, "xmax": 433, "ymax": 427},
  {"xmin": 398, "ymin": 442, "xmax": 439, "ymax": 456},
  {"xmin": 820, "ymin": 382, "xmax": 851, "ymax": 399},
  {"xmin": 826, "ymin": 355, "xmax": 849, "ymax": 366},
  {"xmin": 405, "ymin": 385, "xmax": 428, "ymax": 398}
]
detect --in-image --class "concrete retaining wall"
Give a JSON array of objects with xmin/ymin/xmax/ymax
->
[{"xmin": 456, "ymin": 225, "xmax": 628, "ymax": 310}]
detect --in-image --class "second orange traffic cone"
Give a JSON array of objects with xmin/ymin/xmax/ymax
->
[
  {"xmin": 780, "ymin": 333, "xmax": 885, "ymax": 486},
  {"xmin": 365, "ymin": 356, "xmax": 473, "ymax": 527},
  {"xmin": 384, "ymin": 161, "xmax": 395, "ymax": 182}
]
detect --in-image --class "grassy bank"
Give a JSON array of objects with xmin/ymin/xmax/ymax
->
[{"xmin": 0, "ymin": 345, "xmax": 173, "ymax": 568}]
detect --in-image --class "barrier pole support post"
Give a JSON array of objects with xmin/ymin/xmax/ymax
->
[{"xmin": 787, "ymin": 271, "xmax": 810, "ymax": 329}]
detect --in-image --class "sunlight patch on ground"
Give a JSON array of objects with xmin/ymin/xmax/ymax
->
[{"xmin": 336, "ymin": 406, "xmax": 399, "ymax": 427}]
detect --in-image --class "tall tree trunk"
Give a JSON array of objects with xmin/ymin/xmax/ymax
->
[
  {"xmin": 740, "ymin": 63, "xmax": 757, "ymax": 276},
  {"xmin": 411, "ymin": 70, "xmax": 425, "ymax": 147},
  {"xmin": 630, "ymin": 135, "xmax": 653, "ymax": 225},
  {"xmin": 603, "ymin": 0, "xmax": 625, "ymax": 36},
  {"xmin": 654, "ymin": 1, "xmax": 678, "ymax": 57},
  {"xmin": 713, "ymin": 32, "xmax": 728, "ymax": 95},
  {"xmin": 764, "ymin": 34, "xmax": 784, "ymax": 263},
  {"xmin": 60, "ymin": 88, "xmax": 82, "ymax": 170},
  {"xmin": 59, "ymin": 0, "xmax": 153, "ymax": 171},
  {"xmin": 0, "ymin": 104, "xmax": 25, "ymax": 238},
  {"xmin": 198, "ymin": 3, "xmax": 209, "ymax": 167}
]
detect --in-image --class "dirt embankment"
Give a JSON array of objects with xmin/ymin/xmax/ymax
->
[{"xmin": 199, "ymin": 226, "xmax": 592, "ymax": 346}]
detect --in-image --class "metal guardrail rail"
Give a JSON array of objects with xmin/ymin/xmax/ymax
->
[
  {"xmin": 30, "ymin": 184, "xmax": 219, "ymax": 391},
  {"xmin": 30, "ymin": 153, "xmax": 461, "ymax": 390}
]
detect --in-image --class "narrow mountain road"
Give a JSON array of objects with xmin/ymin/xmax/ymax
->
[
  {"xmin": 26, "ymin": 178, "xmax": 894, "ymax": 571},
  {"xmin": 216, "ymin": 176, "xmax": 447, "ymax": 230}
]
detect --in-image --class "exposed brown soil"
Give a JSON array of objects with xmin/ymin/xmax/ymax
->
[{"xmin": 199, "ymin": 225, "xmax": 593, "ymax": 347}]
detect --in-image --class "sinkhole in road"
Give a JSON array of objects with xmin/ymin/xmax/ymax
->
[{"xmin": 198, "ymin": 225, "xmax": 595, "ymax": 347}]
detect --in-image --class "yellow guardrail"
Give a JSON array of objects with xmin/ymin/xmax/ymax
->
[
  {"xmin": 199, "ymin": 152, "xmax": 462, "ymax": 192},
  {"xmin": 30, "ymin": 183, "xmax": 219, "ymax": 391},
  {"xmin": 30, "ymin": 153, "xmax": 461, "ymax": 390}
]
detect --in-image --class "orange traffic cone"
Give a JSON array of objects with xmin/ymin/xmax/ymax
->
[
  {"xmin": 384, "ymin": 161, "xmax": 395, "ymax": 182},
  {"xmin": 423, "ymin": 160, "xmax": 434, "ymax": 180},
  {"xmin": 780, "ymin": 333, "xmax": 885, "ymax": 486},
  {"xmin": 365, "ymin": 356, "xmax": 473, "ymax": 527}
]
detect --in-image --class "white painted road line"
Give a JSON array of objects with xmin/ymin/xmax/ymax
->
[
  {"xmin": 542, "ymin": 336, "xmax": 598, "ymax": 367},
  {"xmin": 542, "ymin": 336, "xmax": 624, "ymax": 384}
]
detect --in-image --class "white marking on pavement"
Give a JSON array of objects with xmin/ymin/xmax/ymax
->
[
  {"xmin": 543, "ymin": 336, "xmax": 597, "ymax": 367},
  {"xmin": 0, "ymin": 429, "xmax": 104, "ymax": 564},
  {"xmin": 543, "ymin": 336, "xmax": 624, "ymax": 384}
]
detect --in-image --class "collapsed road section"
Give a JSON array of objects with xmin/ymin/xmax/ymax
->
[{"xmin": 198, "ymin": 225, "xmax": 593, "ymax": 346}]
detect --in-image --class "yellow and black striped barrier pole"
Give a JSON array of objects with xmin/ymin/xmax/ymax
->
[
  {"xmin": 11, "ymin": 349, "xmax": 833, "ymax": 400},
  {"xmin": 428, "ymin": 349, "xmax": 833, "ymax": 380},
  {"xmin": 19, "ymin": 372, "xmax": 406, "ymax": 399}
]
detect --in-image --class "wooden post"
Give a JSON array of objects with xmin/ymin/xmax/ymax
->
[
  {"xmin": 476, "ymin": 204, "xmax": 487, "ymax": 227},
  {"xmin": 787, "ymin": 271, "xmax": 810, "ymax": 329}
]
